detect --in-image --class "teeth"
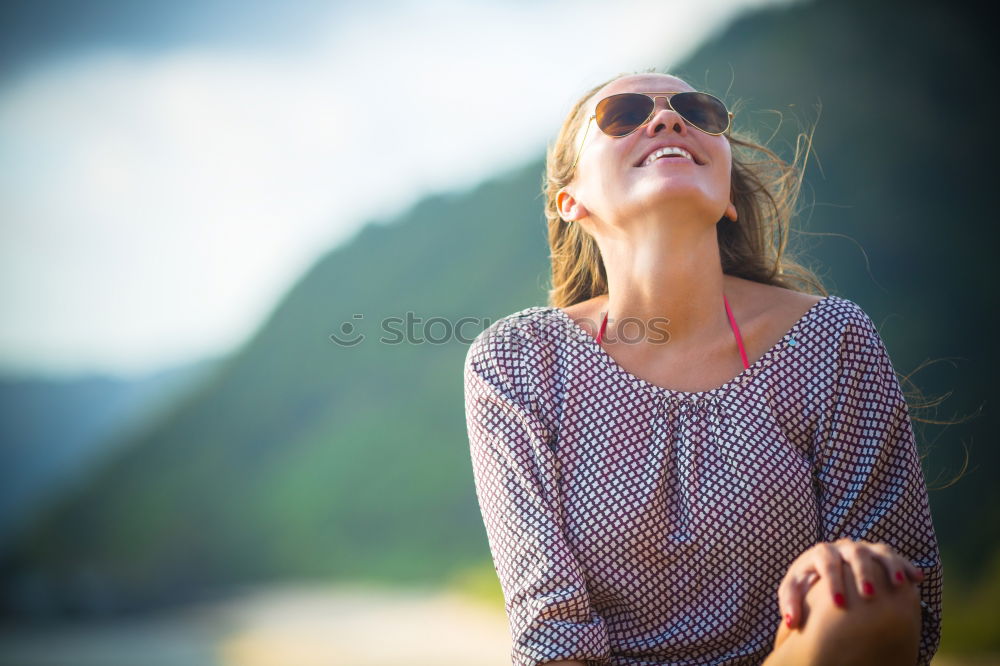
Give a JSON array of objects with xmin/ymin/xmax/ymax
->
[{"xmin": 643, "ymin": 146, "xmax": 693, "ymax": 166}]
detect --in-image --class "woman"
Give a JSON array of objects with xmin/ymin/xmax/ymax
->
[{"xmin": 464, "ymin": 71, "xmax": 942, "ymax": 665}]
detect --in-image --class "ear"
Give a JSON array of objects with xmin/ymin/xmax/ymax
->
[
  {"xmin": 557, "ymin": 188, "xmax": 589, "ymax": 222},
  {"xmin": 724, "ymin": 201, "xmax": 738, "ymax": 222}
]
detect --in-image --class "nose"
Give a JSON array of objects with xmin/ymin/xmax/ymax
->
[{"xmin": 644, "ymin": 97, "xmax": 688, "ymax": 136}]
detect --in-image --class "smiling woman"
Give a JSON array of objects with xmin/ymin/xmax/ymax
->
[{"xmin": 464, "ymin": 70, "xmax": 942, "ymax": 666}]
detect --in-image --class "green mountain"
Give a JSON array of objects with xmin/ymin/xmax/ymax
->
[
  {"xmin": 2, "ymin": 0, "xmax": 994, "ymax": 650},
  {"xmin": 0, "ymin": 162, "xmax": 553, "ymax": 616}
]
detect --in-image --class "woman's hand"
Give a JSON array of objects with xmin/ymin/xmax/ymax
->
[{"xmin": 777, "ymin": 537, "xmax": 925, "ymax": 630}]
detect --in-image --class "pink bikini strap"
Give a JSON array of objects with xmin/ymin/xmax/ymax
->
[
  {"xmin": 595, "ymin": 294, "xmax": 750, "ymax": 371},
  {"xmin": 724, "ymin": 294, "xmax": 750, "ymax": 370},
  {"xmin": 595, "ymin": 309, "xmax": 609, "ymax": 345}
]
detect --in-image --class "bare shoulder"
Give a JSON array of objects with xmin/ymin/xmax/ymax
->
[
  {"xmin": 762, "ymin": 283, "xmax": 824, "ymax": 314},
  {"xmin": 558, "ymin": 293, "xmax": 609, "ymax": 333},
  {"xmin": 726, "ymin": 276, "xmax": 825, "ymax": 351},
  {"xmin": 728, "ymin": 275, "xmax": 822, "ymax": 313}
]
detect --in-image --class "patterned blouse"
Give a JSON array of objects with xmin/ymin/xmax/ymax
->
[{"xmin": 463, "ymin": 294, "xmax": 942, "ymax": 665}]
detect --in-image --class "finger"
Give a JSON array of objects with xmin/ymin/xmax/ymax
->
[
  {"xmin": 906, "ymin": 561, "xmax": 926, "ymax": 582},
  {"xmin": 777, "ymin": 569, "xmax": 807, "ymax": 630},
  {"xmin": 863, "ymin": 542, "xmax": 925, "ymax": 585},
  {"xmin": 839, "ymin": 541, "xmax": 882, "ymax": 599},
  {"xmin": 780, "ymin": 547, "xmax": 823, "ymax": 629},
  {"xmin": 867, "ymin": 542, "xmax": 908, "ymax": 587},
  {"xmin": 887, "ymin": 549, "xmax": 926, "ymax": 582},
  {"xmin": 780, "ymin": 561, "xmax": 821, "ymax": 630},
  {"xmin": 814, "ymin": 542, "xmax": 847, "ymax": 608}
]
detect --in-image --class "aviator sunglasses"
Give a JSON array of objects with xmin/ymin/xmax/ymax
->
[{"xmin": 572, "ymin": 91, "xmax": 734, "ymax": 169}]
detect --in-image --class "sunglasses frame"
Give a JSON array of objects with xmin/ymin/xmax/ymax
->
[{"xmin": 571, "ymin": 91, "xmax": 734, "ymax": 170}]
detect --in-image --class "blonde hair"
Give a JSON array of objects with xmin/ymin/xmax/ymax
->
[
  {"xmin": 543, "ymin": 71, "xmax": 827, "ymax": 308},
  {"xmin": 541, "ymin": 72, "xmax": 970, "ymax": 487}
]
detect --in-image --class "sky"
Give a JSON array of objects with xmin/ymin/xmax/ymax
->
[{"xmin": 0, "ymin": 0, "xmax": 802, "ymax": 380}]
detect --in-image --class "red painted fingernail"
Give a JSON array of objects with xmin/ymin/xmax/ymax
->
[
  {"xmin": 785, "ymin": 613, "xmax": 792, "ymax": 628},
  {"xmin": 863, "ymin": 581, "xmax": 875, "ymax": 596},
  {"xmin": 834, "ymin": 593, "xmax": 845, "ymax": 607},
  {"xmin": 895, "ymin": 571, "xmax": 905, "ymax": 583}
]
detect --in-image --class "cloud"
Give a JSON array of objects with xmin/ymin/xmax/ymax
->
[{"xmin": 0, "ymin": 0, "xmax": 799, "ymax": 377}]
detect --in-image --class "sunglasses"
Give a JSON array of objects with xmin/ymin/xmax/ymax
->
[{"xmin": 571, "ymin": 91, "xmax": 734, "ymax": 169}]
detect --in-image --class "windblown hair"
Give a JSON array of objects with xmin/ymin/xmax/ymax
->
[
  {"xmin": 541, "ymin": 71, "xmax": 971, "ymax": 486},
  {"xmin": 543, "ymin": 71, "xmax": 827, "ymax": 309}
]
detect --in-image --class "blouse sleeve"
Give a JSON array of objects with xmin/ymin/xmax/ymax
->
[
  {"xmin": 464, "ymin": 323, "xmax": 611, "ymax": 666},
  {"xmin": 811, "ymin": 306, "xmax": 943, "ymax": 665}
]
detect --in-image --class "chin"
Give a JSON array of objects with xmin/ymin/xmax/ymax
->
[{"xmin": 631, "ymin": 181, "xmax": 723, "ymax": 218}]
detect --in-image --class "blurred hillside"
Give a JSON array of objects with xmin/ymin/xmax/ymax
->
[
  {"xmin": 1, "ymin": 0, "xmax": 994, "ymax": 654},
  {"xmin": 0, "ymin": 360, "xmax": 220, "ymax": 552}
]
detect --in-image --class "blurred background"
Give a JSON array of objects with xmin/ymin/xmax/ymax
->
[{"xmin": 0, "ymin": 0, "xmax": 996, "ymax": 664}]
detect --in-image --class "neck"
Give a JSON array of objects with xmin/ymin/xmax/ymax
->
[{"xmin": 597, "ymin": 219, "xmax": 732, "ymax": 351}]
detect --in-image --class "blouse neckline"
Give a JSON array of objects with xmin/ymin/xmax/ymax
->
[{"xmin": 547, "ymin": 294, "xmax": 837, "ymax": 401}]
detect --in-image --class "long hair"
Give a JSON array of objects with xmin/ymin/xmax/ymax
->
[
  {"xmin": 541, "ymin": 71, "xmax": 970, "ymax": 486},
  {"xmin": 543, "ymin": 71, "xmax": 826, "ymax": 308}
]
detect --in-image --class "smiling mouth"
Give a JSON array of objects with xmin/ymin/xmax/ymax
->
[{"xmin": 638, "ymin": 146, "xmax": 696, "ymax": 167}]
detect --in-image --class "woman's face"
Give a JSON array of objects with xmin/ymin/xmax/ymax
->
[{"xmin": 560, "ymin": 73, "xmax": 735, "ymax": 228}]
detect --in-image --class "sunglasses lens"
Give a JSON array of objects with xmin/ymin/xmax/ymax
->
[
  {"xmin": 670, "ymin": 92, "xmax": 730, "ymax": 134},
  {"xmin": 595, "ymin": 93, "xmax": 654, "ymax": 137}
]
